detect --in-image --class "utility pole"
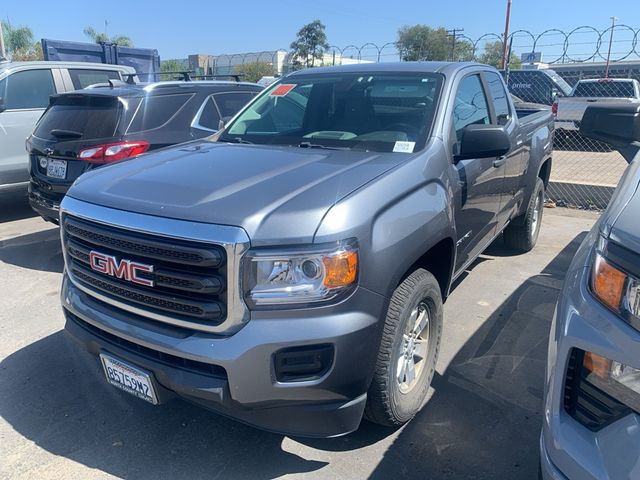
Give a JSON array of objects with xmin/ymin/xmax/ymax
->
[
  {"xmin": 604, "ymin": 16, "xmax": 617, "ymax": 78},
  {"xmin": 447, "ymin": 28, "xmax": 464, "ymax": 61},
  {"xmin": 0, "ymin": 20, "xmax": 6, "ymax": 60},
  {"xmin": 501, "ymin": 0, "xmax": 512, "ymax": 70}
]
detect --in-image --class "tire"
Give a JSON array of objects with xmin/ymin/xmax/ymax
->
[
  {"xmin": 503, "ymin": 177, "xmax": 544, "ymax": 253},
  {"xmin": 364, "ymin": 269, "xmax": 443, "ymax": 427}
]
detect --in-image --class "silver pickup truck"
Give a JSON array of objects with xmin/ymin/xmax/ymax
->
[
  {"xmin": 554, "ymin": 78, "xmax": 640, "ymax": 133},
  {"xmin": 0, "ymin": 61, "xmax": 135, "ymax": 192},
  {"xmin": 59, "ymin": 61, "xmax": 553, "ymax": 437}
]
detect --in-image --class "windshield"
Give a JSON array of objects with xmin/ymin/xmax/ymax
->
[
  {"xmin": 573, "ymin": 81, "xmax": 635, "ymax": 98},
  {"xmin": 220, "ymin": 72, "xmax": 443, "ymax": 153},
  {"xmin": 545, "ymin": 71, "xmax": 572, "ymax": 95}
]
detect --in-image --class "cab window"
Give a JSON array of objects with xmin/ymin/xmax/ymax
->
[
  {"xmin": 484, "ymin": 71, "xmax": 510, "ymax": 125},
  {"xmin": 2, "ymin": 69, "xmax": 56, "ymax": 109},
  {"xmin": 453, "ymin": 74, "xmax": 490, "ymax": 141}
]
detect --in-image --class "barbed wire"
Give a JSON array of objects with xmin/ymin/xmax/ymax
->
[{"xmin": 205, "ymin": 26, "xmax": 640, "ymax": 77}]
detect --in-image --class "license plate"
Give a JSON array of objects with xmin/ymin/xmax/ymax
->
[
  {"xmin": 46, "ymin": 159, "xmax": 67, "ymax": 179},
  {"xmin": 100, "ymin": 353, "xmax": 158, "ymax": 404}
]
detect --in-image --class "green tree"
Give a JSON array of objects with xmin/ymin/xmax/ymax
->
[
  {"xmin": 478, "ymin": 41, "xmax": 521, "ymax": 69},
  {"xmin": 233, "ymin": 62, "xmax": 274, "ymax": 83},
  {"xmin": 1, "ymin": 20, "xmax": 42, "ymax": 60},
  {"xmin": 396, "ymin": 25, "xmax": 474, "ymax": 61},
  {"xmin": 160, "ymin": 59, "xmax": 186, "ymax": 80},
  {"xmin": 84, "ymin": 26, "xmax": 133, "ymax": 47},
  {"xmin": 289, "ymin": 20, "xmax": 329, "ymax": 68}
]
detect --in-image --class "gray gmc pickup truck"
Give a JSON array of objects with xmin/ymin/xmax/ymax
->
[{"xmin": 59, "ymin": 62, "xmax": 553, "ymax": 437}]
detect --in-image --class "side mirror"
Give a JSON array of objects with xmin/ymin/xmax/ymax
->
[
  {"xmin": 456, "ymin": 124, "xmax": 511, "ymax": 161},
  {"xmin": 581, "ymin": 104, "xmax": 640, "ymax": 147},
  {"xmin": 581, "ymin": 104, "xmax": 640, "ymax": 163},
  {"xmin": 0, "ymin": 97, "xmax": 6, "ymax": 113}
]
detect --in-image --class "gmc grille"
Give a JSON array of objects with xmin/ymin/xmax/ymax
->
[{"xmin": 62, "ymin": 215, "xmax": 227, "ymax": 329}]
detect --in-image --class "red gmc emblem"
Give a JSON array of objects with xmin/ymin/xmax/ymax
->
[{"xmin": 89, "ymin": 251, "xmax": 154, "ymax": 287}]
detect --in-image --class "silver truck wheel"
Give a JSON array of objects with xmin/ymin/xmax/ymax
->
[
  {"xmin": 504, "ymin": 178, "xmax": 545, "ymax": 253},
  {"xmin": 364, "ymin": 269, "xmax": 443, "ymax": 427}
]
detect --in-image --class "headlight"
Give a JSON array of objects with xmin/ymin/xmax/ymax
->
[
  {"xmin": 583, "ymin": 351, "xmax": 640, "ymax": 416},
  {"xmin": 590, "ymin": 236, "xmax": 640, "ymax": 329},
  {"xmin": 243, "ymin": 240, "xmax": 358, "ymax": 308},
  {"xmin": 564, "ymin": 348, "xmax": 640, "ymax": 431}
]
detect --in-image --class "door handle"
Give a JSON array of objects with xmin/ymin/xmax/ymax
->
[{"xmin": 493, "ymin": 157, "xmax": 506, "ymax": 168}]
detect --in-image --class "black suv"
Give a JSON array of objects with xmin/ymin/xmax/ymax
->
[{"xmin": 27, "ymin": 80, "xmax": 262, "ymax": 223}]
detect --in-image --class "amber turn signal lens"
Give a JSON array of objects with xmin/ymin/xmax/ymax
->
[
  {"xmin": 322, "ymin": 250, "xmax": 358, "ymax": 289},
  {"xmin": 583, "ymin": 351, "xmax": 612, "ymax": 380},
  {"xmin": 592, "ymin": 254, "xmax": 627, "ymax": 312}
]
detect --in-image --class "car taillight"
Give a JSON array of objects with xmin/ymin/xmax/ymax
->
[
  {"xmin": 78, "ymin": 141, "xmax": 150, "ymax": 164},
  {"xmin": 551, "ymin": 101, "xmax": 558, "ymax": 116}
]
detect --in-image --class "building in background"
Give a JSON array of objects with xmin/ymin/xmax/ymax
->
[{"xmin": 187, "ymin": 50, "xmax": 372, "ymax": 77}]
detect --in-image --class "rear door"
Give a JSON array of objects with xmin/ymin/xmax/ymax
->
[
  {"xmin": 0, "ymin": 68, "xmax": 59, "ymax": 187},
  {"xmin": 483, "ymin": 70, "xmax": 526, "ymax": 227},
  {"xmin": 450, "ymin": 73, "xmax": 508, "ymax": 273}
]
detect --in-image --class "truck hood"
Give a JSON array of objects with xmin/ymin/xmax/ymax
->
[{"xmin": 68, "ymin": 141, "xmax": 408, "ymax": 245}]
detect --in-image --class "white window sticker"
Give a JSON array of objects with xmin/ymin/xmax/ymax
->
[{"xmin": 393, "ymin": 141, "xmax": 416, "ymax": 153}]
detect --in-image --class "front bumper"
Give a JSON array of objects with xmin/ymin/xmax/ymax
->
[
  {"xmin": 542, "ymin": 254, "xmax": 640, "ymax": 478},
  {"xmin": 62, "ymin": 274, "xmax": 386, "ymax": 437}
]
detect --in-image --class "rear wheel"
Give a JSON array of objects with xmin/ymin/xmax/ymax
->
[
  {"xmin": 504, "ymin": 177, "xmax": 544, "ymax": 253},
  {"xmin": 365, "ymin": 269, "xmax": 443, "ymax": 426}
]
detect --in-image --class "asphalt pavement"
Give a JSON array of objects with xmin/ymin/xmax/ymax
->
[{"xmin": 0, "ymin": 188, "xmax": 599, "ymax": 480}]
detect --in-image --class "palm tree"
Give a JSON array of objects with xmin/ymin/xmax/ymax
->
[{"xmin": 83, "ymin": 26, "xmax": 133, "ymax": 47}]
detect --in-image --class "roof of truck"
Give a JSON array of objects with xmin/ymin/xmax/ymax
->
[
  {"xmin": 287, "ymin": 61, "xmax": 490, "ymax": 77},
  {"xmin": 0, "ymin": 60, "xmax": 137, "ymax": 72}
]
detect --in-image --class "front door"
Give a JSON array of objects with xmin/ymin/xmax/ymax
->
[
  {"xmin": 0, "ymin": 69, "xmax": 57, "ymax": 187},
  {"xmin": 450, "ymin": 73, "xmax": 507, "ymax": 273}
]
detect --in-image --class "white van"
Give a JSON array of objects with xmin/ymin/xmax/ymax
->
[{"xmin": 0, "ymin": 61, "xmax": 136, "ymax": 192}]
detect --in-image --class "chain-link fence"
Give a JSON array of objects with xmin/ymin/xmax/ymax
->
[{"xmin": 510, "ymin": 71, "xmax": 634, "ymax": 210}]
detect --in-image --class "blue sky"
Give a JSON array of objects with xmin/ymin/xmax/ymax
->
[{"xmin": 3, "ymin": 0, "xmax": 640, "ymax": 60}]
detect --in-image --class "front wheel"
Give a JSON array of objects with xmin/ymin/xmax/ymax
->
[
  {"xmin": 503, "ymin": 177, "xmax": 544, "ymax": 253},
  {"xmin": 364, "ymin": 269, "xmax": 443, "ymax": 427}
]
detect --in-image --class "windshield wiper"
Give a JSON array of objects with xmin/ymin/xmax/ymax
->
[
  {"xmin": 223, "ymin": 137, "xmax": 253, "ymax": 145},
  {"xmin": 50, "ymin": 129, "xmax": 83, "ymax": 139},
  {"xmin": 297, "ymin": 141, "xmax": 350, "ymax": 151}
]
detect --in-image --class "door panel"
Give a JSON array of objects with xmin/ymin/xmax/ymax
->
[
  {"xmin": 483, "ymin": 71, "xmax": 525, "ymax": 228},
  {"xmin": 451, "ymin": 74, "xmax": 507, "ymax": 272},
  {"xmin": 0, "ymin": 69, "xmax": 56, "ymax": 186},
  {"xmin": 0, "ymin": 110, "xmax": 45, "ymax": 185}
]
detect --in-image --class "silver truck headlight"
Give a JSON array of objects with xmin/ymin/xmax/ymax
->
[{"xmin": 243, "ymin": 240, "xmax": 358, "ymax": 308}]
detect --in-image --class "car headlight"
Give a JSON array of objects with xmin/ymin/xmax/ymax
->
[
  {"xmin": 581, "ymin": 350, "xmax": 640, "ymax": 420},
  {"xmin": 243, "ymin": 239, "xmax": 358, "ymax": 308},
  {"xmin": 590, "ymin": 236, "xmax": 640, "ymax": 330}
]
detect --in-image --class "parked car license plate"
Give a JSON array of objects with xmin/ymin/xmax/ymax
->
[
  {"xmin": 100, "ymin": 354, "xmax": 158, "ymax": 404},
  {"xmin": 46, "ymin": 159, "xmax": 67, "ymax": 179}
]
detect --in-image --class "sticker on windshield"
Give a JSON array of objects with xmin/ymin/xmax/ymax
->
[
  {"xmin": 393, "ymin": 141, "xmax": 416, "ymax": 153},
  {"xmin": 270, "ymin": 84, "xmax": 295, "ymax": 96}
]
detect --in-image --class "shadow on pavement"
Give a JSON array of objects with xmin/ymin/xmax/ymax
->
[
  {"xmin": 0, "ymin": 188, "xmax": 37, "ymax": 223},
  {"xmin": 0, "ymin": 228, "xmax": 63, "ymax": 273},
  {"xmin": 360, "ymin": 231, "xmax": 586, "ymax": 480},
  {"xmin": 0, "ymin": 331, "xmax": 327, "ymax": 479},
  {"xmin": 0, "ymin": 232, "xmax": 585, "ymax": 479}
]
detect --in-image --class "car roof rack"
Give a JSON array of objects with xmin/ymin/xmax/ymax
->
[{"xmin": 122, "ymin": 72, "xmax": 244, "ymax": 84}]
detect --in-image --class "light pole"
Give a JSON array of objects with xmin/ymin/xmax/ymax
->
[
  {"xmin": 604, "ymin": 16, "xmax": 617, "ymax": 79},
  {"xmin": 0, "ymin": 21, "xmax": 6, "ymax": 60},
  {"xmin": 501, "ymin": 0, "xmax": 512, "ymax": 70}
]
